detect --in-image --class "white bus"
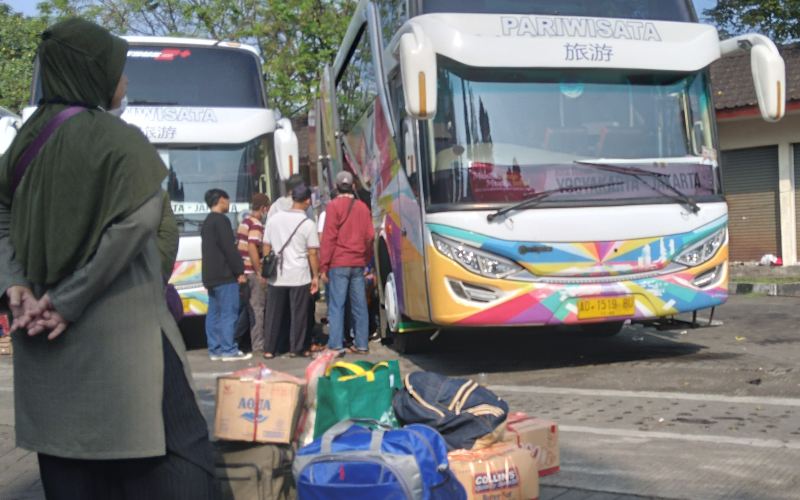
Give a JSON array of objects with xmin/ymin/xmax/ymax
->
[
  {"xmin": 25, "ymin": 37, "xmax": 298, "ymax": 317},
  {"xmin": 314, "ymin": 0, "xmax": 785, "ymax": 351}
]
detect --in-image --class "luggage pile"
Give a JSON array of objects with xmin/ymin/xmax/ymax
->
[
  {"xmin": 212, "ymin": 358, "xmax": 560, "ymax": 499},
  {"xmin": 0, "ymin": 313, "xmax": 11, "ymax": 356}
]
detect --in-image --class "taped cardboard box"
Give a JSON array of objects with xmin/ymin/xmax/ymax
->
[
  {"xmin": 214, "ymin": 366, "xmax": 304, "ymax": 444},
  {"xmin": 0, "ymin": 337, "xmax": 11, "ymax": 356},
  {"xmin": 448, "ymin": 442, "xmax": 539, "ymax": 500},
  {"xmin": 502, "ymin": 412, "xmax": 560, "ymax": 477}
]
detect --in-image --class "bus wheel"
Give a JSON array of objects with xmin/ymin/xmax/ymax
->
[
  {"xmin": 382, "ymin": 272, "xmax": 400, "ymax": 336},
  {"xmin": 577, "ymin": 321, "xmax": 625, "ymax": 337}
]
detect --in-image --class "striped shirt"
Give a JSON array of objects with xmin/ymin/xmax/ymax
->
[{"xmin": 236, "ymin": 215, "xmax": 264, "ymax": 274}]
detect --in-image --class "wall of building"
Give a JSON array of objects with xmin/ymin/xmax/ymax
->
[{"xmin": 717, "ymin": 112, "xmax": 800, "ymax": 265}]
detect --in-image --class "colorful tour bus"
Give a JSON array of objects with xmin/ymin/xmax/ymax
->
[
  {"xmin": 313, "ymin": 0, "xmax": 785, "ymax": 351},
  {"xmin": 25, "ymin": 37, "xmax": 298, "ymax": 317}
]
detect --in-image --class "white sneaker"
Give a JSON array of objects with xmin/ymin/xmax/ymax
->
[{"xmin": 220, "ymin": 351, "xmax": 252, "ymax": 362}]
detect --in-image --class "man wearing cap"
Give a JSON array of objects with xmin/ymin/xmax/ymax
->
[
  {"xmin": 320, "ymin": 171, "xmax": 375, "ymax": 355},
  {"xmin": 268, "ymin": 173, "xmax": 306, "ymax": 218},
  {"xmin": 261, "ymin": 184, "xmax": 320, "ymax": 358}
]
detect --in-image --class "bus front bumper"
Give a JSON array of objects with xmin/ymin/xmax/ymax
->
[{"xmin": 426, "ymin": 245, "xmax": 728, "ymax": 327}]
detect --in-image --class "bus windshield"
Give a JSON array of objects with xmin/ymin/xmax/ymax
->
[
  {"xmin": 162, "ymin": 135, "xmax": 272, "ymax": 233},
  {"xmin": 32, "ymin": 45, "xmax": 266, "ymax": 108},
  {"xmin": 426, "ymin": 57, "xmax": 719, "ymax": 208},
  {"xmin": 126, "ymin": 45, "xmax": 265, "ymax": 107}
]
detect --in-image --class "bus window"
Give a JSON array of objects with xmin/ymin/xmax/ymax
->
[{"xmin": 33, "ymin": 46, "xmax": 266, "ymax": 108}]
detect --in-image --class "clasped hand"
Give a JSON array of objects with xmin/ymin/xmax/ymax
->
[{"xmin": 6, "ymin": 286, "xmax": 69, "ymax": 340}]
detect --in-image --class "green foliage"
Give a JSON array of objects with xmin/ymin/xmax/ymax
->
[
  {"xmin": 0, "ymin": 4, "xmax": 46, "ymax": 112},
  {"xmin": 704, "ymin": 0, "xmax": 800, "ymax": 42},
  {"xmin": 31, "ymin": 0, "xmax": 356, "ymax": 116}
]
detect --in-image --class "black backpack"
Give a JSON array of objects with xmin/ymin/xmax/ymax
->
[{"xmin": 392, "ymin": 371, "xmax": 508, "ymax": 450}]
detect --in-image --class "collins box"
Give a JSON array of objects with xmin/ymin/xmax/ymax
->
[
  {"xmin": 214, "ymin": 366, "xmax": 304, "ymax": 444},
  {"xmin": 448, "ymin": 442, "xmax": 539, "ymax": 500},
  {"xmin": 502, "ymin": 412, "xmax": 560, "ymax": 476}
]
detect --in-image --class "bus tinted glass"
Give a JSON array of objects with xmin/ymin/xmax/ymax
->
[
  {"xmin": 426, "ymin": 57, "xmax": 719, "ymax": 208},
  {"xmin": 422, "ymin": 0, "xmax": 696, "ymax": 22},
  {"xmin": 125, "ymin": 46, "xmax": 264, "ymax": 107},
  {"xmin": 162, "ymin": 135, "xmax": 271, "ymax": 233}
]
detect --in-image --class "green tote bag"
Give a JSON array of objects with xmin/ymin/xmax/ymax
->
[{"xmin": 313, "ymin": 360, "xmax": 402, "ymax": 438}]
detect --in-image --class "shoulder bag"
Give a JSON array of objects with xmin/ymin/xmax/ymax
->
[
  {"xmin": 261, "ymin": 218, "xmax": 309, "ymax": 279},
  {"xmin": 1, "ymin": 106, "xmax": 86, "ymax": 332}
]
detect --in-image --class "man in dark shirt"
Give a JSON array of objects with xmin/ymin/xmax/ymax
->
[{"xmin": 201, "ymin": 189, "xmax": 250, "ymax": 361}]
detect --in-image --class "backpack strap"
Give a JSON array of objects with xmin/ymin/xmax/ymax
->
[{"xmin": 10, "ymin": 106, "xmax": 86, "ymax": 196}]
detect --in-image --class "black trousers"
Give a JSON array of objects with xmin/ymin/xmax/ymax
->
[
  {"xmin": 38, "ymin": 334, "xmax": 220, "ymax": 500},
  {"xmin": 264, "ymin": 284, "xmax": 311, "ymax": 355}
]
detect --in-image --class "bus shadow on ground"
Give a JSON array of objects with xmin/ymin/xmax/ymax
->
[{"xmin": 400, "ymin": 324, "xmax": 740, "ymax": 377}]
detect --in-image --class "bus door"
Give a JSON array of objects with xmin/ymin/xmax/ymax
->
[{"xmin": 397, "ymin": 116, "xmax": 431, "ymax": 322}]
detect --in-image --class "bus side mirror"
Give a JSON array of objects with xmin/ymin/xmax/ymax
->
[
  {"xmin": 399, "ymin": 30, "xmax": 437, "ymax": 120},
  {"xmin": 750, "ymin": 44, "xmax": 785, "ymax": 122},
  {"xmin": 720, "ymin": 34, "xmax": 786, "ymax": 122},
  {"xmin": 274, "ymin": 117, "xmax": 299, "ymax": 181}
]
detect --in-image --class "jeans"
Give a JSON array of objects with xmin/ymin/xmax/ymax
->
[
  {"xmin": 205, "ymin": 282, "xmax": 240, "ymax": 356},
  {"xmin": 327, "ymin": 267, "xmax": 368, "ymax": 351}
]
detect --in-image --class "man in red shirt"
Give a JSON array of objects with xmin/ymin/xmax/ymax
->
[{"xmin": 320, "ymin": 171, "xmax": 374, "ymax": 354}]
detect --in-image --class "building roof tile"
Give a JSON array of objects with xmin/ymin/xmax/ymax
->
[{"xmin": 711, "ymin": 43, "xmax": 800, "ymax": 110}]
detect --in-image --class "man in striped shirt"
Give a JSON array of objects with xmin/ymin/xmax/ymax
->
[{"xmin": 236, "ymin": 193, "xmax": 270, "ymax": 355}]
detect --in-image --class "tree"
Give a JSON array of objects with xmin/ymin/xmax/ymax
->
[
  {"xmin": 34, "ymin": 0, "xmax": 355, "ymax": 116},
  {"xmin": 704, "ymin": 0, "xmax": 800, "ymax": 43},
  {"xmin": 0, "ymin": 4, "xmax": 47, "ymax": 113}
]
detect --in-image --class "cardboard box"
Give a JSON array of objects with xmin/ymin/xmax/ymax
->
[
  {"xmin": 448, "ymin": 442, "xmax": 539, "ymax": 500},
  {"xmin": 0, "ymin": 333, "xmax": 11, "ymax": 356},
  {"xmin": 502, "ymin": 412, "xmax": 560, "ymax": 477},
  {"xmin": 214, "ymin": 367, "xmax": 304, "ymax": 444}
]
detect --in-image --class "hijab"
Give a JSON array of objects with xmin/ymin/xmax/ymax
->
[{"xmin": 0, "ymin": 18, "xmax": 166, "ymax": 286}]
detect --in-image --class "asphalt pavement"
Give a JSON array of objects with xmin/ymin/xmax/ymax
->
[{"xmin": 2, "ymin": 294, "xmax": 799, "ymax": 499}]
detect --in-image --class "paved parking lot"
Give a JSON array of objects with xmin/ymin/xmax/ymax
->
[{"xmin": 2, "ymin": 294, "xmax": 799, "ymax": 499}]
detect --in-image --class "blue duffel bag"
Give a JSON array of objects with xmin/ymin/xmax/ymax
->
[{"xmin": 293, "ymin": 419, "xmax": 466, "ymax": 500}]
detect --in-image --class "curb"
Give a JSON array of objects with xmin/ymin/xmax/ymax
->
[{"xmin": 729, "ymin": 282, "xmax": 800, "ymax": 297}]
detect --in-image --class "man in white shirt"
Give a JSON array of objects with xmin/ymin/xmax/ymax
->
[{"xmin": 261, "ymin": 184, "xmax": 320, "ymax": 358}]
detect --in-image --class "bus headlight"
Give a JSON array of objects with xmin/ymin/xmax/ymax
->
[
  {"xmin": 674, "ymin": 228, "xmax": 726, "ymax": 267},
  {"xmin": 432, "ymin": 233, "xmax": 522, "ymax": 279}
]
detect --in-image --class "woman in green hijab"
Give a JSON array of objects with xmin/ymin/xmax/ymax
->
[{"xmin": 0, "ymin": 18, "xmax": 219, "ymax": 499}]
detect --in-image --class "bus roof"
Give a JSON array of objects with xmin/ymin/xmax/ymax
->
[{"xmin": 122, "ymin": 36, "xmax": 260, "ymax": 57}]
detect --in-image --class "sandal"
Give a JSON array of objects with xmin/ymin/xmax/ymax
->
[
  {"xmin": 347, "ymin": 346, "xmax": 369, "ymax": 355},
  {"xmin": 262, "ymin": 352, "xmax": 275, "ymax": 360},
  {"xmin": 285, "ymin": 351, "xmax": 312, "ymax": 358},
  {"xmin": 310, "ymin": 343, "xmax": 326, "ymax": 352}
]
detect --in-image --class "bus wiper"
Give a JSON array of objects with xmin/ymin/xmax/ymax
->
[
  {"xmin": 574, "ymin": 160, "xmax": 700, "ymax": 214},
  {"xmin": 128, "ymin": 99, "xmax": 179, "ymax": 105},
  {"xmin": 173, "ymin": 215, "xmax": 203, "ymax": 228},
  {"xmin": 487, "ymin": 181, "xmax": 625, "ymax": 222}
]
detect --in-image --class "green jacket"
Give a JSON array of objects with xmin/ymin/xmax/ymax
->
[{"xmin": 0, "ymin": 194, "xmax": 192, "ymax": 459}]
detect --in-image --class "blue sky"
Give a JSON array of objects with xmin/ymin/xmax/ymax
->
[{"xmin": 6, "ymin": 1, "xmax": 719, "ymax": 19}]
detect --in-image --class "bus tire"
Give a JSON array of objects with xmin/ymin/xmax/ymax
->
[{"xmin": 576, "ymin": 321, "xmax": 625, "ymax": 337}]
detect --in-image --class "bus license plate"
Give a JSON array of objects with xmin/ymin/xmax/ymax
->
[{"xmin": 577, "ymin": 296, "xmax": 635, "ymax": 320}]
